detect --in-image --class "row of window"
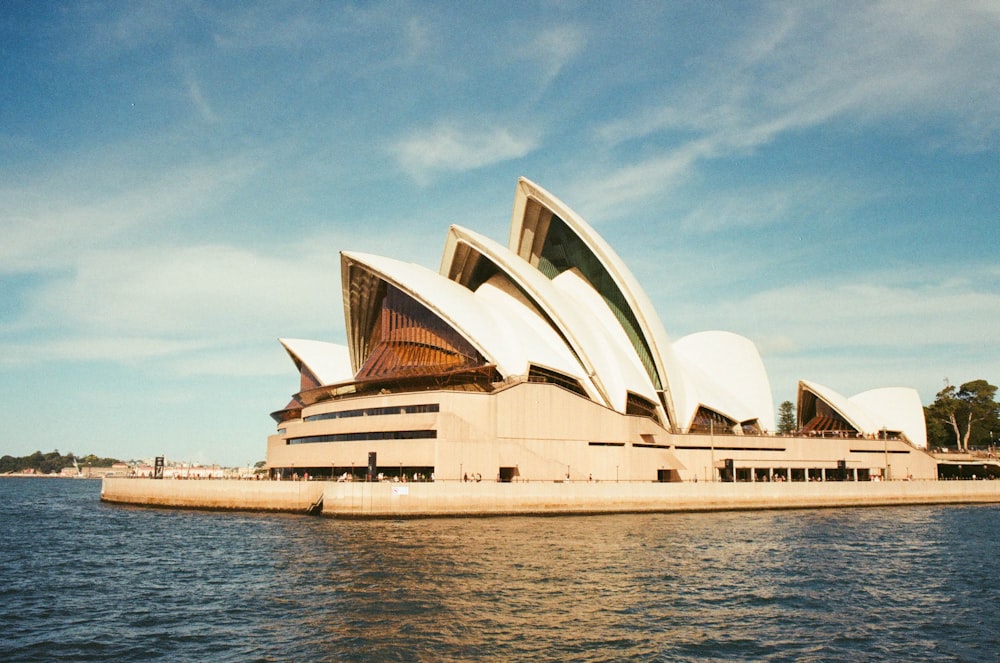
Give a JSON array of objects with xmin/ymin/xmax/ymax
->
[
  {"xmin": 287, "ymin": 430, "xmax": 437, "ymax": 444},
  {"xmin": 304, "ymin": 403, "xmax": 439, "ymax": 422}
]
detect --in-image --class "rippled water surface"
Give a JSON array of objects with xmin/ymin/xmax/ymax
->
[{"xmin": 2, "ymin": 478, "xmax": 999, "ymax": 661}]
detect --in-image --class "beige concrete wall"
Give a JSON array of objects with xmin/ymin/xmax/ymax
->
[
  {"xmin": 101, "ymin": 478, "xmax": 324, "ymax": 512},
  {"xmin": 102, "ymin": 476, "xmax": 1000, "ymax": 517},
  {"xmin": 266, "ymin": 381, "xmax": 941, "ymax": 485},
  {"xmin": 321, "ymin": 479, "xmax": 1000, "ymax": 517},
  {"xmin": 668, "ymin": 433, "xmax": 939, "ymax": 482}
]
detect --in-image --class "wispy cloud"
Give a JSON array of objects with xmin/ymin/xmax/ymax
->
[
  {"xmin": 583, "ymin": 1, "xmax": 1000, "ymax": 214},
  {"xmin": 667, "ymin": 267, "xmax": 1000, "ymax": 397},
  {"xmin": 675, "ymin": 177, "xmax": 871, "ymax": 235},
  {"xmin": 525, "ymin": 24, "xmax": 587, "ymax": 87},
  {"xmin": 16, "ymin": 243, "xmax": 339, "ymax": 341},
  {"xmin": 185, "ymin": 74, "xmax": 218, "ymax": 123},
  {"xmin": 0, "ymin": 336, "xmax": 211, "ymax": 366},
  {"xmin": 0, "ymin": 151, "xmax": 258, "ymax": 273},
  {"xmin": 82, "ymin": 1, "xmax": 185, "ymax": 55},
  {"xmin": 391, "ymin": 122, "xmax": 538, "ymax": 183}
]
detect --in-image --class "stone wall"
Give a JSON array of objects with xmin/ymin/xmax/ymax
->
[
  {"xmin": 101, "ymin": 477, "xmax": 1000, "ymax": 518},
  {"xmin": 101, "ymin": 478, "xmax": 324, "ymax": 512},
  {"xmin": 321, "ymin": 480, "xmax": 1000, "ymax": 517}
]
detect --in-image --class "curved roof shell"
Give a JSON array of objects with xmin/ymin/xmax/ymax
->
[
  {"xmin": 798, "ymin": 380, "xmax": 878, "ymax": 434},
  {"xmin": 849, "ymin": 387, "xmax": 927, "ymax": 448},
  {"xmin": 341, "ymin": 251, "xmax": 587, "ymax": 384},
  {"xmin": 441, "ymin": 224, "xmax": 658, "ymax": 413},
  {"xmin": 507, "ymin": 177, "xmax": 692, "ymax": 429},
  {"xmin": 278, "ymin": 338, "xmax": 353, "ymax": 386},
  {"xmin": 470, "ymin": 274, "xmax": 594, "ymax": 388},
  {"xmin": 549, "ymin": 267, "xmax": 661, "ymax": 410},
  {"xmin": 673, "ymin": 331, "xmax": 776, "ymax": 431},
  {"xmin": 798, "ymin": 380, "xmax": 927, "ymax": 447},
  {"xmin": 276, "ymin": 177, "xmax": 927, "ymax": 448}
]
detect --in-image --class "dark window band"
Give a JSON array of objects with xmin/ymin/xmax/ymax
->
[
  {"xmin": 304, "ymin": 403, "xmax": 439, "ymax": 422},
  {"xmin": 288, "ymin": 430, "xmax": 437, "ymax": 444}
]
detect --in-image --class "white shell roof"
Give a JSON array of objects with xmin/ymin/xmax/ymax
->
[
  {"xmin": 550, "ymin": 267, "xmax": 660, "ymax": 409},
  {"xmin": 441, "ymin": 224, "xmax": 657, "ymax": 413},
  {"xmin": 849, "ymin": 387, "xmax": 927, "ymax": 448},
  {"xmin": 471, "ymin": 274, "xmax": 595, "ymax": 389},
  {"xmin": 799, "ymin": 380, "xmax": 879, "ymax": 435},
  {"xmin": 673, "ymin": 331, "xmax": 776, "ymax": 431},
  {"xmin": 278, "ymin": 338, "xmax": 353, "ymax": 386},
  {"xmin": 341, "ymin": 251, "xmax": 588, "ymax": 382},
  {"xmin": 800, "ymin": 380, "xmax": 928, "ymax": 447},
  {"xmin": 507, "ymin": 177, "xmax": 692, "ymax": 429},
  {"xmin": 281, "ymin": 177, "xmax": 928, "ymax": 447}
]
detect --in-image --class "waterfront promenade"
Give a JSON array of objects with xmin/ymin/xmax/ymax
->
[{"xmin": 101, "ymin": 477, "xmax": 1000, "ymax": 518}]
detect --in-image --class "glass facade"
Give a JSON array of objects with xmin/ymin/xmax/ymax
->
[
  {"xmin": 304, "ymin": 403, "xmax": 439, "ymax": 422},
  {"xmin": 532, "ymin": 212, "xmax": 662, "ymax": 392},
  {"xmin": 689, "ymin": 406, "xmax": 737, "ymax": 434},
  {"xmin": 287, "ymin": 430, "xmax": 438, "ymax": 444}
]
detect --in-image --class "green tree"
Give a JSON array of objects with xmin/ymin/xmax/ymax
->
[
  {"xmin": 776, "ymin": 400, "xmax": 796, "ymax": 435},
  {"xmin": 925, "ymin": 379, "xmax": 999, "ymax": 452},
  {"xmin": 0, "ymin": 450, "xmax": 121, "ymax": 474},
  {"xmin": 79, "ymin": 453, "xmax": 121, "ymax": 467}
]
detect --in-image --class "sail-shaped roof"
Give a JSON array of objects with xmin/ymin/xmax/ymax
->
[
  {"xmin": 796, "ymin": 380, "xmax": 926, "ymax": 447},
  {"xmin": 849, "ymin": 387, "xmax": 927, "ymax": 448},
  {"xmin": 673, "ymin": 331, "xmax": 775, "ymax": 432},
  {"xmin": 441, "ymin": 224, "xmax": 657, "ymax": 413},
  {"xmin": 341, "ymin": 251, "xmax": 589, "ymax": 385},
  {"xmin": 798, "ymin": 380, "xmax": 877, "ymax": 434},
  {"xmin": 507, "ymin": 177, "xmax": 693, "ymax": 430},
  {"xmin": 273, "ymin": 177, "xmax": 929, "ymax": 448},
  {"xmin": 278, "ymin": 338, "xmax": 353, "ymax": 386}
]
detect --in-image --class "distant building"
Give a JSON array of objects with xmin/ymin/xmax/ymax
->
[{"xmin": 267, "ymin": 178, "xmax": 935, "ymax": 483}]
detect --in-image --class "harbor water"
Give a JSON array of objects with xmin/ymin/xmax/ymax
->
[{"xmin": 2, "ymin": 478, "xmax": 998, "ymax": 661}]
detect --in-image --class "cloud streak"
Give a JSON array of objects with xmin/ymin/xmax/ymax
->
[
  {"xmin": 392, "ymin": 122, "xmax": 538, "ymax": 183},
  {"xmin": 581, "ymin": 1, "xmax": 1000, "ymax": 216},
  {"xmin": 0, "ymin": 151, "xmax": 259, "ymax": 273}
]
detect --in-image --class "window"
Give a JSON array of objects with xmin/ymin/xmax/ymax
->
[
  {"xmin": 527, "ymin": 365, "xmax": 587, "ymax": 397},
  {"xmin": 304, "ymin": 403, "xmax": 439, "ymax": 422},
  {"xmin": 689, "ymin": 407, "xmax": 736, "ymax": 434},
  {"xmin": 287, "ymin": 430, "xmax": 437, "ymax": 444},
  {"xmin": 626, "ymin": 393, "xmax": 660, "ymax": 423}
]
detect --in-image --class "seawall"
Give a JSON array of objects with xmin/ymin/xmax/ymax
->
[
  {"xmin": 100, "ymin": 478, "xmax": 324, "ymax": 513},
  {"xmin": 101, "ymin": 478, "xmax": 1000, "ymax": 517}
]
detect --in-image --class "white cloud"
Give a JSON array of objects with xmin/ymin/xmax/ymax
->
[
  {"xmin": 185, "ymin": 74, "xmax": 219, "ymax": 123},
  {"xmin": 0, "ymin": 336, "xmax": 209, "ymax": 366},
  {"xmin": 83, "ymin": 2, "xmax": 184, "ymax": 55},
  {"xmin": 0, "ymin": 237, "xmax": 352, "ymax": 377},
  {"xmin": 391, "ymin": 122, "xmax": 538, "ymax": 184},
  {"xmin": 675, "ymin": 177, "xmax": 871, "ymax": 235},
  {"xmin": 671, "ymin": 267, "xmax": 1000, "ymax": 402},
  {"xmin": 530, "ymin": 25, "xmax": 587, "ymax": 85},
  {"xmin": 585, "ymin": 1, "xmax": 1000, "ymax": 212},
  {"xmin": 561, "ymin": 144, "xmax": 703, "ymax": 222},
  {"xmin": 20, "ymin": 243, "xmax": 339, "ymax": 339},
  {"xmin": 0, "ymin": 152, "xmax": 258, "ymax": 273},
  {"xmin": 745, "ymin": 278, "xmax": 1000, "ymax": 352}
]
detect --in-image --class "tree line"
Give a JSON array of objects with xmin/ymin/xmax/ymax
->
[
  {"xmin": 925, "ymin": 380, "xmax": 999, "ymax": 452},
  {"xmin": 0, "ymin": 450, "xmax": 122, "ymax": 475},
  {"xmin": 774, "ymin": 379, "xmax": 1000, "ymax": 452}
]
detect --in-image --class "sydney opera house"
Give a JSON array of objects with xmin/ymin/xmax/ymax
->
[{"xmin": 267, "ymin": 178, "xmax": 937, "ymax": 484}]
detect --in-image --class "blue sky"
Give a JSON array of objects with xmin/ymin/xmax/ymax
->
[{"xmin": 2, "ymin": 1, "xmax": 998, "ymax": 466}]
